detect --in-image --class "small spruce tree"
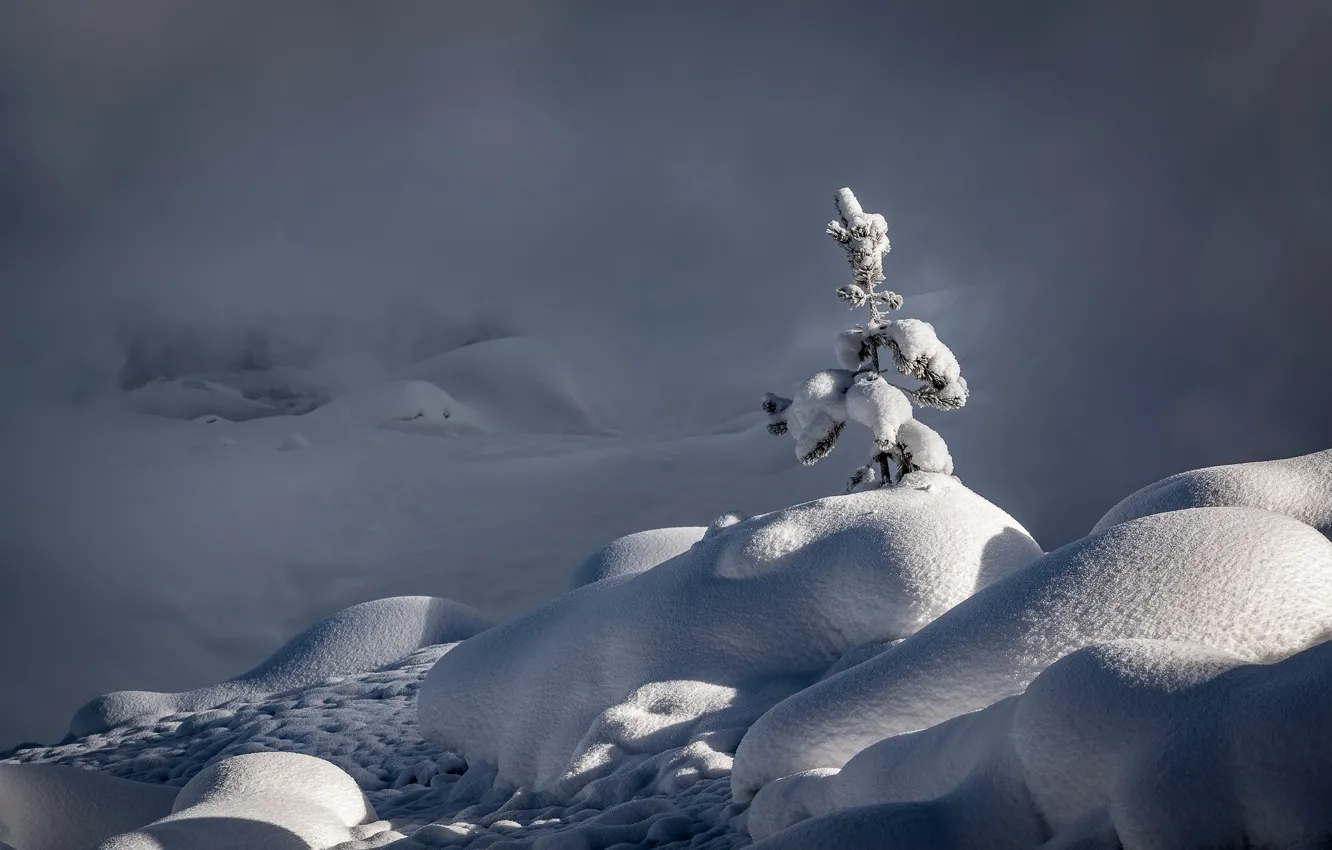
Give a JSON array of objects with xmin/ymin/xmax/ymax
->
[{"xmin": 763, "ymin": 188, "xmax": 968, "ymax": 491}]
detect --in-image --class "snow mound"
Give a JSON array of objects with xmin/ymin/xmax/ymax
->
[
  {"xmin": 1094, "ymin": 447, "xmax": 1332, "ymax": 538},
  {"xmin": 72, "ymin": 596, "xmax": 494, "ymax": 736},
  {"xmin": 123, "ymin": 377, "xmax": 279, "ymax": 421},
  {"xmin": 400, "ymin": 336, "xmax": 605, "ymax": 434},
  {"xmin": 0, "ymin": 763, "xmax": 177, "ymax": 850},
  {"xmin": 732, "ymin": 506, "xmax": 1332, "ymax": 801},
  {"xmin": 310, "ymin": 380, "xmax": 487, "ymax": 435},
  {"xmin": 749, "ymin": 638, "xmax": 1332, "ymax": 849},
  {"xmin": 568, "ymin": 526, "xmax": 707, "ymax": 589},
  {"xmin": 93, "ymin": 751, "xmax": 386, "ymax": 849},
  {"xmin": 419, "ymin": 474, "xmax": 1041, "ymax": 793}
]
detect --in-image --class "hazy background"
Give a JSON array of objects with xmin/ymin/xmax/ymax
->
[{"xmin": 2, "ymin": 0, "xmax": 1331, "ymax": 743}]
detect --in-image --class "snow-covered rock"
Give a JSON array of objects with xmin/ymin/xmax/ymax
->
[
  {"xmin": 732, "ymin": 506, "xmax": 1332, "ymax": 801},
  {"xmin": 420, "ymin": 474, "xmax": 1041, "ymax": 793},
  {"xmin": 124, "ymin": 377, "xmax": 279, "ymax": 421},
  {"xmin": 71, "ymin": 596, "xmax": 493, "ymax": 736},
  {"xmin": 400, "ymin": 336, "xmax": 605, "ymax": 435},
  {"xmin": 310, "ymin": 380, "xmax": 487, "ymax": 435},
  {"xmin": 0, "ymin": 763, "xmax": 177, "ymax": 850},
  {"xmin": 1094, "ymin": 448, "xmax": 1332, "ymax": 538},
  {"xmin": 568, "ymin": 526, "xmax": 707, "ymax": 589},
  {"xmin": 93, "ymin": 751, "xmax": 389, "ymax": 849},
  {"xmin": 749, "ymin": 637, "xmax": 1332, "ymax": 850}
]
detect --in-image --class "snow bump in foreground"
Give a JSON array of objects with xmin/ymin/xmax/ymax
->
[
  {"xmin": 419, "ymin": 473, "xmax": 1041, "ymax": 794},
  {"xmin": 731, "ymin": 506, "xmax": 1332, "ymax": 801}
]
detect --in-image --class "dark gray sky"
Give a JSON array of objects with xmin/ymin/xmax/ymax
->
[{"xmin": 3, "ymin": 2, "xmax": 1330, "ymax": 556}]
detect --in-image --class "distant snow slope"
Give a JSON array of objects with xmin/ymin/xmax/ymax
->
[
  {"xmin": 730, "ymin": 506, "xmax": 1332, "ymax": 801},
  {"xmin": 419, "ymin": 474, "xmax": 1040, "ymax": 793},
  {"xmin": 399, "ymin": 336, "xmax": 606, "ymax": 434},
  {"xmin": 70, "ymin": 597, "xmax": 494, "ymax": 736},
  {"xmin": 1093, "ymin": 447, "xmax": 1332, "ymax": 538}
]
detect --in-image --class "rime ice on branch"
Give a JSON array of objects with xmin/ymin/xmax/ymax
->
[{"xmin": 763, "ymin": 188, "xmax": 968, "ymax": 491}]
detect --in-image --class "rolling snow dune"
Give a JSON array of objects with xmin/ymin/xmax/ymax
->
[
  {"xmin": 309, "ymin": 379, "xmax": 489, "ymax": 435},
  {"xmin": 0, "ymin": 763, "xmax": 178, "ymax": 850},
  {"xmin": 419, "ymin": 473, "xmax": 1041, "ymax": 793},
  {"xmin": 399, "ymin": 336, "xmax": 606, "ymax": 435},
  {"xmin": 749, "ymin": 638, "xmax": 1332, "ymax": 849},
  {"xmin": 1093, "ymin": 447, "xmax": 1332, "ymax": 538},
  {"xmin": 568, "ymin": 526, "xmax": 707, "ymax": 589},
  {"xmin": 71, "ymin": 596, "xmax": 494, "ymax": 736},
  {"xmin": 93, "ymin": 752, "xmax": 389, "ymax": 849},
  {"xmin": 731, "ymin": 506, "xmax": 1332, "ymax": 801}
]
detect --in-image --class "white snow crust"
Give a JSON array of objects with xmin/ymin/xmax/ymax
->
[
  {"xmin": 731, "ymin": 506, "xmax": 1332, "ymax": 800},
  {"xmin": 71, "ymin": 597, "xmax": 493, "ymax": 736},
  {"xmin": 748, "ymin": 637, "xmax": 1332, "ymax": 849},
  {"xmin": 1094, "ymin": 447, "xmax": 1332, "ymax": 538},
  {"xmin": 419, "ymin": 474, "xmax": 1040, "ymax": 793},
  {"xmin": 568, "ymin": 526, "xmax": 707, "ymax": 589}
]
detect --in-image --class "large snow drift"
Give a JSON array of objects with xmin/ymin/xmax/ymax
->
[
  {"xmin": 568, "ymin": 526, "xmax": 707, "ymax": 589},
  {"xmin": 732, "ymin": 506, "xmax": 1332, "ymax": 800},
  {"xmin": 1094, "ymin": 447, "xmax": 1332, "ymax": 538},
  {"xmin": 420, "ymin": 473, "xmax": 1041, "ymax": 793},
  {"xmin": 749, "ymin": 638, "xmax": 1332, "ymax": 849},
  {"xmin": 72, "ymin": 596, "xmax": 493, "ymax": 736},
  {"xmin": 0, "ymin": 763, "xmax": 177, "ymax": 850},
  {"xmin": 93, "ymin": 752, "xmax": 387, "ymax": 849}
]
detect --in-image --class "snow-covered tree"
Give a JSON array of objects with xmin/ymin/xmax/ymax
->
[{"xmin": 763, "ymin": 188, "xmax": 968, "ymax": 491}]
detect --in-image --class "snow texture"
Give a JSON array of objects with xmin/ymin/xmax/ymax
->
[
  {"xmin": 896, "ymin": 419, "xmax": 953, "ymax": 476},
  {"xmin": 568, "ymin": 526, "xmax": 707, "ymax": 589},
  {"xmin": 71, "ymin": 597, "xmax": 494, "ymax": 736},
  {"xmin": 844, "ymin": 372, "xmax": 911, "ymax": 445},
  {"xmin": 420, "ymin": 474, "xmax": 1041, "ymax": 794},
  {"xmin": 749, "ymin": 638, "xmax": 1332, "ymax": 849},
  {"xmin": 1094, "ymin": 447, "xmax": 1332, "ymax": 539},
  {"xmin": 0, "ymin": 763, "xmax": 177, "ymax": 850},
  {"xmin": 732, "ymin": 506, "xmax": 1332, "ymax": 801},
  {"xmin": 93, "ymin": 751, "xmax": 386, "ymax": 849}
]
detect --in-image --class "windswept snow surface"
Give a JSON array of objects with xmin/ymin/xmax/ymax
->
[
  {"xmin": 748, "ymin": 638, "xmax": 1332, "ymax": 849},
  {"xmin": 568, "ymin": 527, "xmax": 707, "ymax": 589},
  {"xmin": 1093, "ymin": 447, "xmax": 1332, "ymax": 538},
  {"xmin": 71, "ymin": 597, "xmax": 494, "ymax": 736},
  {"xmin": 731, "ymin": 506, "xmax": 1332, "ymax": 800},
  {"xmin": 419, "ymin": 473, "xmax": 1040, "ymax": 793}
]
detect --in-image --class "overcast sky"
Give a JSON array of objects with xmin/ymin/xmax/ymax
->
[{"xmin": 2, "ymin": 0, "xmax": 1330, "ymax": 644}]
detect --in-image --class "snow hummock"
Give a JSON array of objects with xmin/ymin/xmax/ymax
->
[
  {"xmin": 310, "ymin": 380, "xmax": 487, "ymax": 435},
  {"xmin": 399, "ymin": 336, "xmax": 606, "ymax": 435},
  {"xmin": 0, "ymin": 763, "xmax": 177, "ymax": 850},
  {"xmin": 731, "ymin": 506, "xmax": 1332, "ymax": 802},
  {"xmin": 1094, "ymin": 447, "xmax": 1332, "ymax": 538},
  {"xmin": 71, "ymin": 596, "xmax": 494, "ymax": 736},
  {"xmin": 568, "ymin": 527, "xmax": 707, "ymax": 589},
  {"xmin": 124, "ymin": 377, "xmax": 280, "ymax": 421},
  {"xmin": 748, "ymin": 637, "xmax": 1332, "ymax": 849},
  {"xmin": 419, "ymin": 474, "xmax": 1041, "ymax": 794},
  {"xmin": 93, "ymin": 751, "xmax": 387, "ymax": 849}
]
